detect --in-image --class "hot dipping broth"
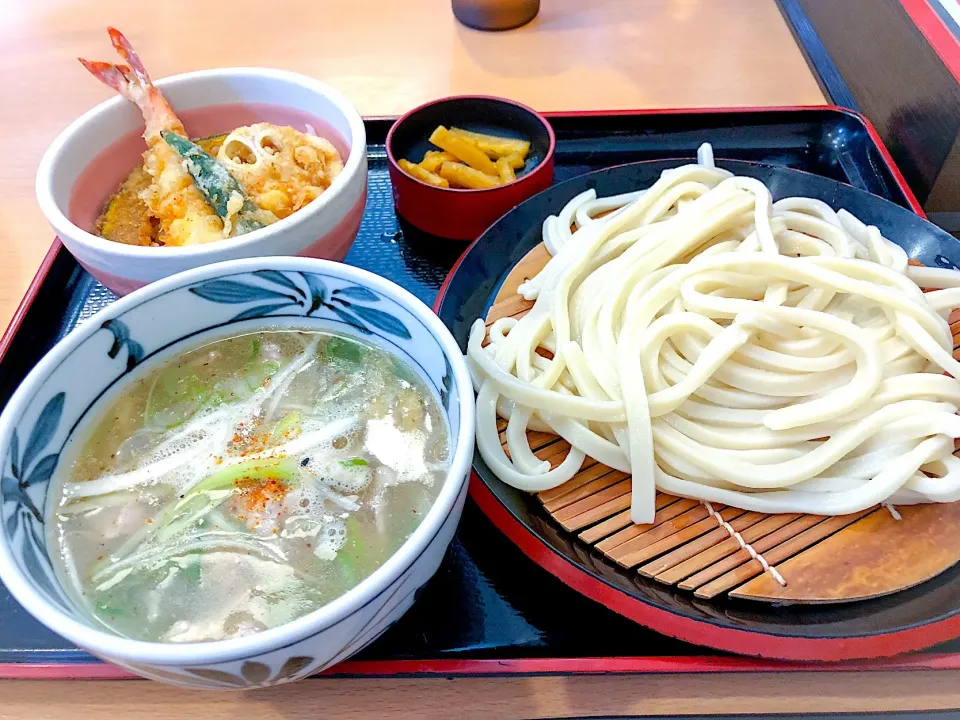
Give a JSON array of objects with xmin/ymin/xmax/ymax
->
[{"xmin": 48, "ymin": 330, "xmax": 449, "ymax": 643}]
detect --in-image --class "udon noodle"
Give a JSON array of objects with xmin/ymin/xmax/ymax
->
[{"xmin": 467, "ymin": 144, "xmax": 960, "ymax": 526}]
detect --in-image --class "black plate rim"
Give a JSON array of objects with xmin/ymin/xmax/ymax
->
[{"xmin": 435, "ymin": 156, "xmax": 960, "ymax": 661}]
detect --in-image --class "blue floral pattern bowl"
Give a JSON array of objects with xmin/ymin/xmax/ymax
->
[{"xmin": 0, "ymin": 257, "xmax": 475, "ymax": 689}]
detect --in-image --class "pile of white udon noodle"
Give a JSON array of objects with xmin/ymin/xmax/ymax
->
[{"xmin": 467, "ymin": 144, "xmax": 960, "ymax": 525}]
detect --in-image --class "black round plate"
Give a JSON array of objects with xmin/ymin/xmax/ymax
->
[{"xmin": 434, "ymin": 158, "xmax": 960, "ymax": 661}]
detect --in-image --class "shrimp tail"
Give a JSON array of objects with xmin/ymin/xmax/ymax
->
[
  {"xmin": 78, "ymin": 58, "xmax": 133, "ymax": 94},
  {"xmin": 107, "ymin": 27, "xmax": 152, "ymax": 86},
  {"xmin": 79, "ymin": 28, "xmax": 185, "ymax": 141}
]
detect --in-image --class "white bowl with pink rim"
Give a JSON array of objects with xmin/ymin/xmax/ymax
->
[{"xmin": 35, "ymin": 68, "xmax": 368, "ymax": 296}]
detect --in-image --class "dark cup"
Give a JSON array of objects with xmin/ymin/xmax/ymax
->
[{"xmin": 452, "ymin": 0, "xmax": 540, "ymax": 31}]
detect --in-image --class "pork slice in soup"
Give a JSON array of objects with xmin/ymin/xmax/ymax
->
[{"xmin": 49, "ymin": 330, "xmax": 449, "ymax": 643}]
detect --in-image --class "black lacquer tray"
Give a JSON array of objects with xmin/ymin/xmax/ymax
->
[{"xmin": 3, "ymin": 108, "xmax": 958, "ymax": 678}]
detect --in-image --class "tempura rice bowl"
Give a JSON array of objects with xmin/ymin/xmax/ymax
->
[{"xmin": 36, "ymin": 69, "xmax": 368, "ymax": 296}]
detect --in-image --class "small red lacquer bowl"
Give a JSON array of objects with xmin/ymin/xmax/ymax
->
[{"xmin": 387, "ymin": 95, "xmax": 556, "ymax": 241}]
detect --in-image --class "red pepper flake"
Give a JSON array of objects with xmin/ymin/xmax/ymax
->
[
  {"xmin": 146, "ymin": 518, "xmax": 153, "ymax": 524},
  {"xmin": 243, "ymin": 476, "xmax": 289, "ymax": 512}
]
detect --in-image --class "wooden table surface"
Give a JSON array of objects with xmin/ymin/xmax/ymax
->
[{"xmin": 3, "ymin": 1, "xmax": 950, "ymax": 717}]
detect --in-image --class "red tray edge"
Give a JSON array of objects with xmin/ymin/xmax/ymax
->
[
  {"xmin": 0, "ymin": 239, "xmax": 62, "ymax": 365},
  {"xmin": 898, "ymin": 0, "xmax": 960, "ymax": 85},
  {"xmin": 0, "ymin": 106, "xmax": 944, "ymax": 680},
  {"xmin": 3, "ymin": 653, "xmax": 960, "ymax": 680}
]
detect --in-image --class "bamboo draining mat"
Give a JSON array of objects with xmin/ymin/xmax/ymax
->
[{"xmin": 482, "ymin": 244, "xmax": 960, "ymax": 604}]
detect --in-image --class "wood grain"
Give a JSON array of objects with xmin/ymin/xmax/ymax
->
[
  {"xmin": 486, "ymin": 241, "xmax": 960, "ymax": 603},
  {"xmin": 733, "ymin": 500, "xmax": 960, "ymax": 602},
  {"xmin": 3, "ymin": 671, "xmax": 960, "ymax": 719}
]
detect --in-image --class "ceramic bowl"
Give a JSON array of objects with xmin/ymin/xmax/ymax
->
[
  {"xmin": 387, "ymin": 96, "xmax": 555, "ymax": 240},
  {"xmin": 0, "ymin": 257, "xmax": 474, "ymax": 688},
  {"xmin": 36, "ymin": 69, "xmax": 368, "ymax": 296}
]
